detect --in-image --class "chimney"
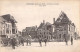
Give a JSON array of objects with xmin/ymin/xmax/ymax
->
[
  {"xmin": 53, "ymin": 18, "xmax": 55, "ymax": 24},
  {"xmin": 43, "ymin": 20, "xmax": 45, "ymax": 23},
  {"xmin": 35, "ymin": 25, "xmax": 37, "ymax": 28}
]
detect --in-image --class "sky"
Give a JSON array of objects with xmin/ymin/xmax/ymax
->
[{"xmin": 0, "ymin": 1, "xmax": 80, "ymax": 34}]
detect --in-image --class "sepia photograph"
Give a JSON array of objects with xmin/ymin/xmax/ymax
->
[{"xmin": 0, "ymin": 0, "xmax": 80, "ymax": 52}]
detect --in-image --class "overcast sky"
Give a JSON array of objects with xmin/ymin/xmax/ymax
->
[{"xmin": 0, "ymin": 1, "xmax": 80, "ymax": 34}]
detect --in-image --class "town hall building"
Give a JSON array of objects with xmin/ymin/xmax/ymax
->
[{"xmin": 53, "ymin": 11, "xmax": 75, "ymax": 41}]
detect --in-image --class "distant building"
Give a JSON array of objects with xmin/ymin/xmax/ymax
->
[
  {"xmin": 37, "ymin": 20, "xmax": 53, "ymax": 41},
  {"xmin": 53, "ymin": 11, "xmax": 75, "ymax": 41},
  {"xmin": 22, "ymin": 26, "xmax": 37, "ymax": 39}
]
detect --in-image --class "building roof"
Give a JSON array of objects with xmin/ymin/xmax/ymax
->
[
  {"xmin": 38, "ymin": 21, "xmax": 52, "ymax": 30},
  {"xmin": 1, "ymin": 14, "xmax": 17, "ymax": 23},
  {"xmin": 26, "ymin": 26, "xmax": 37, "ymax": 31},
  {"xmin": 38, "ymin": 22, "xmax": 45, "ymax": 29},
  {"xmin": 0, "ymin": 16, "xmax": 7, "ymax": 23},
  {"xmin": 46, "ymin": 22, "xmax": 52, "ymax": 25},
  {"xmin": 54, "ymin": 11, "xmax": 71, "ymax": 25}
]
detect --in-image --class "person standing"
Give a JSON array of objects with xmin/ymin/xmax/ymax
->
[
  {"xmin": 26, "ymin": 38, "xmax": 29, "ymax": 46},
  {"xmin": 21, "ymin": 37, "xmax": 24, "ymax": 46},
  {"xmin": 65, "ymin": 37, "xmax": 68, "ymax": 45},
  {"xmin": 28, "ymin": 35, "xmax": 31, "ymax": 46},
  {"xmin": 10, "ymin": 37, "xmax": 16, "ymax": 49},
  {"xmin": 71, "ymin": 36, "xmax": 73, "ymax": 45},
  {"xmin": 64, "ymin": 34, "xmax": 68, "ymax": 45},
  {"xmin": 44, "ymin": 38, "xmax": 47, "ymax": 46},
  {"xmin": 38, "ymin": 38, "xmax": 42, "ymax": 47},
  {"xmin": 26, "ymin": 35, "xmax": 32, "ymax": 46}
]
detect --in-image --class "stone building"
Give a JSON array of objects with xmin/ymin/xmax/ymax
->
[
  {"xmin": 0, "ymin": 14, "xmax": 18, "ymax": 38},
  {"xmin": 53, "ymin": 11, "xmax": 75, "ymax": 41},
  {"xmin": 0, "ymin": 16, "xmax": 6, "ymax": 42},
  {"xmin": 22, "ymin": 26, "xmax": 37, "ymax": 39},
  {"xmin": 37, "ymin": 20, "xmax": 53, "ymax": 41}
]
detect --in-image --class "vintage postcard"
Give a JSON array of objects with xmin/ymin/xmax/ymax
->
[{"xmin": 0, "ymin": 0, "xmax": 80, "ymax": 52}]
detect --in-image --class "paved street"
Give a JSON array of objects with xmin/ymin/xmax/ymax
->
[{"xmin": 0, "ymin": 40, "xmax": 80, "ymax": 52}]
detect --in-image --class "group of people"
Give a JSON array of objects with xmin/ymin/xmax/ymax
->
[
  {"xmin": 10, "ymin": 36, "xmax": 48, "ymax": 49},
  {"xmin": 10, "ymin": 35, "xmax": 32, "ymax": 49},
  {"xmin": 0, "ymin": 35, "xmax": 32, "ymax": 49},
  {"xmin": 65, "ymin": 36, "xmax": 73, "ymax": 45},
  {"xmin": 38, "ymin": 37, "xmax": 47, "ymax": 47},
  {"xmin": 0, "ymin": 35, "xmax": 74, "ymax": 49}
]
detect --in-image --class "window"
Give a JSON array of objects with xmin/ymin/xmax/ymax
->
[
  {"xmin": 40, "ymin": 32, "xmax": 41, "ymax": 34},
  {"xmin": 40, "ymin": 35, "xmax": 41, "ymax": 37},
  {"xmin": 16, "ymin": 30, "xmax": 17, "ymax": 33},
  {"xmin": 6, "ymin": 28, "xmax": 9, "ymax": 34},
  {"xmin": 59, "ymin": 34, "xmax": 61, "ymax": 38},
  {"xmin": 42, "ymin": 35, "xmax": 43, "ymax": 37},
  {"xmin": 69, "ymin": 26, "xmax": 70, "ymax": 31},
  {"xmin": 63, "ymin": 34, "xmax": 66, "ymax": 38},
  {"xmin": 64, "ymin": 28, "xmax": 66, "ymax": 30},
  {"xmin": 6, "ymin": 24, "xmax": 7, "ymax": 27},
  {"xmin": 10, "ymin": 30, "xmax": 11, "ymax": 34},
  {"xmin": 8, "ymin": 24, "xmax": 9, "ymax": 28},
  {"xmin": 69, "ymin": 25, "xmax": 70, "ymax": 31},
  {"xmin": 47, "ymin": 36, "xmax": 48, "ymax": 39},
  {"xmin": 12, "ymin": 29, "xmax": 15, "ymax": 34},
  {"xmin": 0, "ymin": 31, "xmax": 1, "ymax": 35},
  {"xmin": 44, "ymin": 32, "xmax": 45, "ymax": 35}
]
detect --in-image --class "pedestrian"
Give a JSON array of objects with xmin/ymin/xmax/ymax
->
[
  {"xmin": 15, "ymin": 38, "xmax": 19, "ymax": 47},
  {"xmin": 10, "ymin": 37, "xmax": 16, "ymax": 49},
  {"xmin": 38, "ymin": 38, "xmax": 42, "ymax": 47},
  {"xmin": 21, "ymin": 37, "xmax": 24, "ymax": 46},
  {"xmin": 26, "ymin": 35, "xmax": 32, "ymax": 46},
  {"xmin": 26, "ymin": 38, "xmax": 29, "ymax": 46},
  {"xmin": 71, "ymin": 36, "xmax": 73, "ymax": 45},
  {"xmin": 44, "ymin": 38, "xmax": 47, "ymax": 46},
  {"xmin": 28, "ymin": 35, "xmax": 31, "ymax": 46},
  {"xmin": 18, "ymin": 37, "xmax": 21, "ymax": 46},
  {"xmin": 8, "ymin": 38, "xmax": 11, "ymax": 46},
  {"xmin": 65, "ymin": 37, "xmax": 68, "ymax": 45}
]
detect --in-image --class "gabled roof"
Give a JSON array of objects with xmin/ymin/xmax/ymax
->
[
  {"xmin": 0, "ymin": 16, "xmax": 7, "ymax": 22},
  {"xmin": 54, "ymin": 11, "xmax": 71, "ymax": 24},
  {"xmin": 38, "ymin": 22, "xmax": 45, "ymax": 29},
  {"xmin": 26, "ymin": 26, "xmax": 37, "ymax": 31},
  {"xmin": 1, "ymin": 14, "xmax": 17, "ymax": 23},
  {"xmin": 38, "ymin": 21, "xmax": 52, "ymax": 30},
  {"xmin": 46, "ymin": 22, "xmax": 51, "ymax": 25}
]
